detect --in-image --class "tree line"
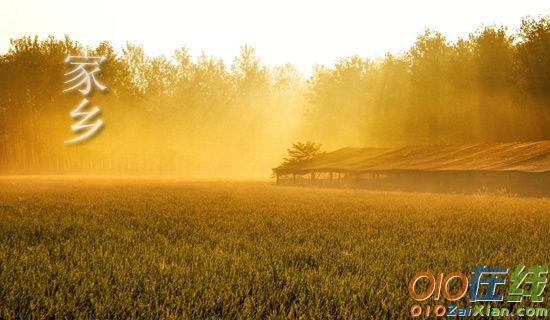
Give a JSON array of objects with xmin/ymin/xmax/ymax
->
[{"xmin": 0, "ymin": 15, "xmax": 549, "ymax": 175}]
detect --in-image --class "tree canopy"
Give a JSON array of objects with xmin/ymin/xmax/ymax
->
[{"xmin": 1, "ymin": 15, "xmax": 549, "ymax": 175}]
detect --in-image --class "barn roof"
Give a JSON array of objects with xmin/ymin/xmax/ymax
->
[{"xmin": 274, "ymin": 141, "xmax": 550, "ymax": 174}]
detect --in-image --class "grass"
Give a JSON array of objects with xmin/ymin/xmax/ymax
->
[{"xmin": 0, "ymin": 177, "xmax": 549, "ymax": 319}]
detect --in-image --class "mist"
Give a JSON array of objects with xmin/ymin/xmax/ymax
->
[{"xmin": 1, "ymin": 16, "xmax": 549, "ymax": 176}]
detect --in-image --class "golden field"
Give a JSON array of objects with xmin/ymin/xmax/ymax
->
[{"xmin": 0, "ymin": 177, "xmax": 549, "ymax": 319}]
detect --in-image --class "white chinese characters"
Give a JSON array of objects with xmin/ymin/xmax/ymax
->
[{"xmin": 64, "ymin": 54, "xmax": 107, "ymax": 144}]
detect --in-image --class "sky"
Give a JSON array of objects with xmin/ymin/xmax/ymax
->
[{"xmin": 1, "ymin": 0, "xmax": 549, "ymax": 74}]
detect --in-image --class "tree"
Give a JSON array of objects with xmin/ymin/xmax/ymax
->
[
  {"xmin": 408, "ymin": 29, "xmax": 452, "ymax": 144},
  {"xmin": 281, "ymin": 141, "xmax": 324, "ymax": 167}
]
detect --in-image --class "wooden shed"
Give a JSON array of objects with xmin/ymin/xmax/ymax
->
[{"xmin": 273, "ymin": 141, "xmax": 550, "ymax": 196}]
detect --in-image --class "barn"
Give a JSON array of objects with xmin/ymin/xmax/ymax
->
[{"xmin": 273, "ymin": 141, "xmax": 550, "ymax": 196}]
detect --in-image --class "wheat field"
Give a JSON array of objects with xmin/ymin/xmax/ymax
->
[{"xmin": 0, "ymin": 177, "xmax": 549, "ymax": 319}]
